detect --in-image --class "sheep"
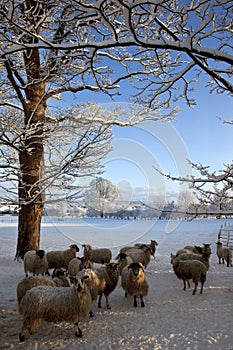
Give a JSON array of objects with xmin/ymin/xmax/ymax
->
[
  {"xmin": 183, "ymin": 243, "xmax": 211, "ymax": 255},
  {"xmin": 134, "ymin": 240, "xmax": 158, "ymax": 258},
  {"xmin": 82, "ymin": 244, "xmax": 112, "ymax": 264},
  {"xmin": 115, "ymin": 252, "xmax": 134, "ymax": 275},
  {"xmin": 17, "ymin": 277, "xmax": 56, "ymax": 305},
  {"xmin": 119, "ymin": 245, "xmax": 135, "ymax": 254},
  {"xmin": 17, "ymin": 269, "xmax": 70, "ymax": 304},
  {"xmin": 46, "ymin": 244, "xmax": 79, "ymax": 271},
  {"xmin": 68, "ymin": 257, "xmax": 93, "ymax": 283},
  {"xmin": 216, "ymin": 241, "xmax": 232, "ymax": 267},
  {"xmin": 51, "ymin": 268, "xmax": 70, "ymax": 287},
  {"xmin": 172, "ymin": 252, "xmax": 211, "ymax": 271},
  {"xmin": 122, "ymin": 246, "xmax": 151, "ymax": 268},
  {"xmin": 121, "ymin": 262, "xmax": 149, "ymax": 307},
  {"xmin": 172, "ymin": 259, "xmax": 207, "ymax": 295},
  {"xmin": 23, "ymin": 249, "xmax": 48, "ymax": 278},
  {"xmin": 19, "ymin": 274, "xmax": 92, "ymax": 342},
  {"xmin": 78, "ymin": 262, "xmax": 119, "ymax": 310}
]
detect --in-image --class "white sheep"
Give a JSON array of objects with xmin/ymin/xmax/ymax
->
[
  {"xmin": 23, "ymin": 249, "xmax": 48, "ymax": 278},
  {"xmin": 121, "ymin": 262, "xmax": 149, "ymax": 307},
  {"xmin": 122, "ymin": 246, "xmax": 151, "ymax": 268},
  {"xmin": 78, "ymin": 262, "xmax": 119, "ymax": 310},
  {"xmin": 68, "ymin": 257, "xmax": 93, "ymax": 282},
  {"xmin": 46, "ymin": 244, "xmax": 79, "ymax": 270},
  {"xmin": 115, "ymin": 252, "xmax": 134, "ymax": 275},
  {"xmin": 17, "ymin": 269, "xmax": 70, "ymax": 304},
  {"xmin": 172, "ymin": 259, "xmax": 207, "ymax": 295},
  {"xmin": 216, "ymin": 241, "xmax": 232, "ymax": 267},
  {"xmin": 19, "ymin": 274, "xmax": 92, "ymax": 342},
  {"xmin": 17, "ymin": 276, "xmax": 56, "ymax": 304},
  {"xmin": 82, "ymin": 244, "xmax": 112, "ymax": 264}
]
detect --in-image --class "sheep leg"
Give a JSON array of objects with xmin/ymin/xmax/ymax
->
[
  {"xmin": 200, "ymin": 273, "xmax": 206, "ymax": 294},
  {"xmin": 218, "ymin": 257, "xmax": 221, "ymax": 264},
  {"xmin": 98, "ymin": 294, "xmax": 102, "ymax": 308},
  {"xmin": 89, "ymin": 309, "xmax": 94, "ymax": 317},
  {"xmin": 125, "ymin": 292, "xmax": 127, "ymax": 298},
  {"xmin": 226, "ymin": 258, "xmax": 230, "ymax": 267},
  {"xmin": 140, "ymin": 295, "xmax": 145, "ymax": 307},
  {"xmin": 74, "ymin": 322, "xmax": 82, "ymax": 338},
  {"xmin": 222, "ymin": 258, "xmax": 225, "ymax": 264},
  {"xmin": 134, "ymin": 296, "xmax": 137, "ymax": 307},
  {"xmin": 19, "ymin": 323, "xmax": 28, "ymax": 342},
  {"xmin": 187, "ymin": 280, "xmax": 191, "ymax": 288},
  {"xmin": 105, "ymin": 294, "xmax": 111, "ymax": 309},
  {"xmin": 182, "ymin": 279, "xmax": 186, "ymax": 291},
  {"xmin": 192, "ymin": 282, "xmax": 198, "ymax": 295},
  {"xmin": 19, "ymin": 332, "xmax": 25, "ymax": 342}
]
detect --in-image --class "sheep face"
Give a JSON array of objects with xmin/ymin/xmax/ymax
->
[
  {"xmin": 105, "ymin": 262, "xmax": 119, "ymax": 274},
  {"xmin": 128, "ymin": 262, "xmax": 144, "ymax": 276},
  {"xmin": 73, "ymin": 275, "xmax": 89, "ymax": 292},
  {"xmin": 36, "ymin": 250, "xmax": 45, "ymax": 258},
  {"xmin": 202, "ymin": 243, "xmax": 211, "ymax": 255},
  {"xmin": 52, "ymin": 268, "xmax": 66, "ymax": 278},
  {"xmin": 116, "ymin": 253, "xmax": 127, "ymax": 261},
  {"xmin": 70, "ymin": 244, "xmax": 80, "ymax": 253}
]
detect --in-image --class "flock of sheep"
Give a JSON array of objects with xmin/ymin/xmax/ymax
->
[{"xmin": 17, "ymin": 238, "xmax": 232, "ymax": 342}]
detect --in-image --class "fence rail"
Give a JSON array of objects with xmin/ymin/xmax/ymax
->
[{"xmin": 218, "ymin": 224, "xmax": 233, "ymax": 249}]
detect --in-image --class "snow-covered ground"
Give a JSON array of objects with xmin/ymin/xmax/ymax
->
[{"xmin": 0, "ymin": 217, "xmax": 232, "ymax": 350}]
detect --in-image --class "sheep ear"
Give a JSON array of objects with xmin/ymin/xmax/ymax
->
[{"xmin": 138, "ymin": 262, "xmax": 144, "ymax": 270}]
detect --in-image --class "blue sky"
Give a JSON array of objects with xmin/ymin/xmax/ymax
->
[{"xmin": 73, "ymin": 75, "xmax": 233, "ymax": 203}]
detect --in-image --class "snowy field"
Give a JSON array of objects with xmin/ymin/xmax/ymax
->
[{"xmin": 0, "ymin": 217, "xmax": 232, "ymax": 350}]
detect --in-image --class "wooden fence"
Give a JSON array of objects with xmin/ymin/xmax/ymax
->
[{"xmin": 218, "ymin": 224, "xmax": 233, "ymax": 249}]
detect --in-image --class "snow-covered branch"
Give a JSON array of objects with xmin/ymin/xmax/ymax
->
[{"xmin": 0, "ymin": 0, "xmax": 232, "ymax": 109}]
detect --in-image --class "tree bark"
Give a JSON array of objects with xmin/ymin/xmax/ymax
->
[
  {"xmin": 16, "ymin": 203, "xmax": 43, "ymax": 260},
  {"xmin": 15, "ymin": 79, "xmax": 46, "ymax": 260}
]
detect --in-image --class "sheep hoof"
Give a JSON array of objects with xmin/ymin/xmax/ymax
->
[
  {"xmin": 107, "ymin": 305, "xmax": 111, "ymax": 309},
  {"xmin": 89, "ymin": 311, "xmax": 94, "ymax": 317},
  {"xmin": 19, "ymin": 333, "xmax": 25, "ymax": 342},
  {"xmin": 75, "ymin": 329, "xmax": 82, "ymax": 338}
]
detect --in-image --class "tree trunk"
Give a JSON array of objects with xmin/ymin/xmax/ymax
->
[
  {"xmin": 16, "ymin": 203, "xmax": 43, "ymax": 260},
  {"xmin": 15, "ymin": 80, "xmax": 46, "ymax": 260}
]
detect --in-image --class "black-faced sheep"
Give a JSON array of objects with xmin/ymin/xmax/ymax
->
[
  {"xmin": 115, "ymin": 252, "xmax": 134, "ymax": 275},
  {"xmin": 46, "ymin": 244, "xmax": 79, "ymax": 271},
  {"xmin": 51, "ymin": 268, "xmax": 70, "ymax": 287},
  {"xmin": 82, "ymin": 244, "xmax": 112, "ymax": 264},
  {"xmin": 216, "ymin": 241, "xmax": 232, "ymax": 267},
  {"xmin": 23, "ymin": 249, "xmax": 48, "ymax": 278},
  {"xmin": 121, "ymin": 262, "xmax": 149, "ymax": 307},
  {"xmin": 19, "ymin": 274, "xmax": 92, "ymax": 342},
  {"xmin": 172, "ymin": 259, "xmax": 207, "ymax": 295}
]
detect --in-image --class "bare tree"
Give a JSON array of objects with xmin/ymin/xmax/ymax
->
[
  {"xmin": 85, "ymin": 177, "xmax": 121, "ymax": 217},
  {"xmin": 0, "ymin": 1, "xmax": 232, "ymax": 258},
  {"xmin": 156, "ymin": 161, "xmax": 233, "ymax": 217}
]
